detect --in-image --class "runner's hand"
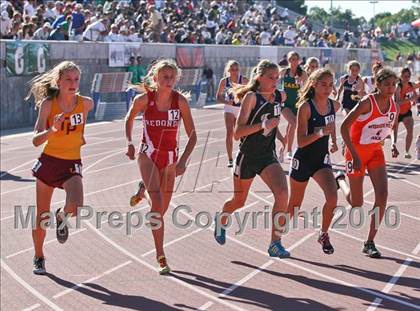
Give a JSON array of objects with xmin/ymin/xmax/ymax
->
[
  {"xmin": 330, "ymin": 141, "xmax": 338, "ymax": 153},
  {"xmin": 52, "ymin": 113, "xmax": 65, "ymax": 131},
  {"xmin": 176, "ymin": 161, "xmax": 187, "ymax": 176},
  {"xmin": 126, "ymin": 144, "xmax": 135, "ymax": 160}
]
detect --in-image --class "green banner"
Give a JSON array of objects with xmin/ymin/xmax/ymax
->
[{"xmin": 6, "ymin": 42, "xmax": 50, "ymax": 76}]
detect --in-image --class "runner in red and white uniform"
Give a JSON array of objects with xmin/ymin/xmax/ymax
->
[
  {"xmin": 140, "ymin": 90, "xmax": 181, "ymax": 169},
  {"xmin": 393, "ymin": 67, "xmax": 418, "ymax": 159},
  {"xmin": 125, "ymin": 59, "xmax": 197, "ymax": 275},
  {"xmin": 336, "ymin": 68, "xmax": 399, "ymax": 259}
]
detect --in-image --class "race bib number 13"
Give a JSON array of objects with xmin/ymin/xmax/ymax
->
[{"xmin": 70, "ymin": 113, "xmax": 84, "ymax": 126}]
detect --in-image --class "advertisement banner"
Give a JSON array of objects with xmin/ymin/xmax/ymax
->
[{"xmin": 6, "ymin": 41, "xmax": 49, "ymax": 76}]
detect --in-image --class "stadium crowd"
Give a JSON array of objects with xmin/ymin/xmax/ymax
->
[{"xmin": 1, "ymin": 0, "xmax": 418, "ymax": 50}]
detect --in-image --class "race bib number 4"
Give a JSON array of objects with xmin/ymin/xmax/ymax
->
[{"xmin": 70, "ymin": 113, "xmax": 84, "ymax": 126}]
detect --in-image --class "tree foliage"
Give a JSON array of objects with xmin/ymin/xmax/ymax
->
[
  {"xmin": 307, "ymin": 6, "xmax": 366, "ymax": 30},
  {"xmin": 371, "ymin": 6, "xmax": 420, "ymax": 31}
]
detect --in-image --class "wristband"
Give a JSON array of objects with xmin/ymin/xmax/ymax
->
[
  {"xmin": 51, "ymin": 125, "xmax": 58, "ymax": 132},
  {"xmin": 262, "ymin": 120, "xmax": 267, "ymax": 130}
]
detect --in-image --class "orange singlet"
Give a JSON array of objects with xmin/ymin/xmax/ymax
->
[
  {"xmin": 399, "ymin": 82, "xmax": 415, "ymax": 115},
  {"xmin": 43, "ymin": 95, "xmax": 85, "ymax": 160},
  {"xmin": 345, "ymin": 94, "xmax": 397, "ymax": 176}
]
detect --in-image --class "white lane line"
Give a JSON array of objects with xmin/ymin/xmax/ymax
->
[
  {"xmin": 366, "ymin": 241, "xmax": 420, "ymax": 311},
  {"xmin": 84, "ymin": 220, "xmax": 248, "ymax": 311},
  {"xmin": 248, "ymin": 189, "xmax": 420, "ymax": 262},
  {"xmin": 0, "ymin": 259, "xmax": 63, "ymax": 311},
  {"xmin": 229, "ymin": 236, "xmax": 420, "ymax": 310}
]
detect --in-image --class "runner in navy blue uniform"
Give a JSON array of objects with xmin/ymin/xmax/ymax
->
[
  {"xmin": 288, "ymin": 68, "xmax": 340, "ymax": 254},
  {"xmin": 214, "ymin": 59, "xmax": 290, "ymax": 258},
  {"xmin": 336, "ymin": 61, "xmax": 365, "ymax": 115}
]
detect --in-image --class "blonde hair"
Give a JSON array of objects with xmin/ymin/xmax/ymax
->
[
  {"xmin": 233, "ymin": 59, "xmax": 279, "ymax": 100},
  {"xmin": 224, "ymin": 60, "xmax": 240, "ymax": 77},
  {"xmin": 26, "ymin": 61, "xmax": 81, "ymax": 108},
  {"xmin": 296, "ymin": 68, "xmax": 334, "ymax": 108},
  {"xmin": 142, "ymin": 59, "xmax": 180, "ymax": 91},
  {"xmin": 304, "ymin": 57, "xmax": 320, "ymax": 73},
  {"xmin": 347, "ymin": 60, "xmax": 361, "ymax": 71},
  {"xmin": 133, "ymin": 59, "xmax": 190, "ymax": 99}
]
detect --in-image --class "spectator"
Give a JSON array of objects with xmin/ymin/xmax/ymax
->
[
  {"xmin": 71, "ymin": 4, "xmax": 86, "ymax": 40},
  {"xmin": 202, "ymin": 64, "xmax": 215, "ymax": 101},
  {"xmin": 148, "ymin": 4, "xmax": 163, "ymax": 41},
  {"xmin": 106, "ymin": 23, "xmax": 122, "ymax": 42},
  {"xmin": 284, "ymin": 25, "xmax": 296, "ymax": 46},
  {"xmin": 0, "ymin": 11, "xmax": 12, "ymax": 38},
  {"xmin": 280, "ymin": 8, "xmax": 288, "ymax": 21},
  {"xmin": 83, "ymin": 18, "xmax": 108, "ymax": 41},
  {"xmin": 23, "ymin": 0, "xmax": 36, "ymax": 17},
  {"xmin": 127, "ymin": 56, "xmax": 139, "ymax": 84},
  {"xmin": 359, "ymin": 33, "xmax": 370, "ymax": 48},
  {"xmin": 17, "ymin": 23, "xmax": 34, "ymax": 39},
  {"xmin": 43, "ymin": 1, "xmax": 56, "ymax": 23},
  {"xmin": 136, "ymin": 56, "xmax": 147, "ymax": 82},
  {"xmin": 33, "ymin": 22, "xmax": 51, "ymax": 40},
  {"xmin": 231, "ymin": 33, "xmax": 242, "ymax": 45},
  {"xmin": 260, "ymin": 27, "xmax": 271, "ymax": 45},
  {"xmin": 52, "ymin": 1, "xmax": 64, "ymax": 18},
  {"xmin": 215, "ymin": 26, "xmax": 226, "ymax": 44},
  {"xmin": 48, "ymin": 21, "xmax": 68, "ymax": 40},
  {"xmin": 279, "ymin": 54, "xmax": 288, "ymax": 66}
]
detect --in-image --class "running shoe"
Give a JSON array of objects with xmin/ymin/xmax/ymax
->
[
  {"xmin": 214, "ymin": 216, "xmax": 226, "ymax": 245},
  {"xmin": 130, "ymin": 181, "xmax": 146, "ymax": 207},
  {"xmin": 268, "ymin": 240, "xmax": 290, "ymax": 258},
  {"xmin": 318, "ymin": 232, "xmax": 334, "ymax": 254},
  {"xmin": 227, "ymin": 159, "xmax": 233, "ymax": 168},
  {"xmin": 334, "ymin": 171, "xmax": 346, "ymax": 190},
  {"xmin": 157, "ymin": 256, "xmax": 171, "ymax": 275},
  {"xmin": 56, "ymin": 208, "xmax": 69, "ymax": 244},
  {"xmin": 362, "ymin": 240, "xmax": 381, "ymax": 258},
  {"xmin": 287, "ymin": 152, "xmax": 293, "ymax": 160},
  {"xmin": 404, "ymin": 153, "xmax": 412, "ymax": 159},
  {"xmin": 33, "ymin": 257, "xmax": 46, "ymax": 275}
]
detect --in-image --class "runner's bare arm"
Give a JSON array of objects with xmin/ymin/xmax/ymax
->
[
  {"xmin": 32, "ymin": 99, "xmax": 56, "ymax": 147},
  {"xmin": 178, "ymin": 94, "xmax": 197, "ymax": 172},
  {"xmin": 125, "ymin": 93, "xmax": 148, "ymax": 143}
]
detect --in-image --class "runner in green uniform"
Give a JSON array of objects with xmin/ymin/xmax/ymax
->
[{"xmin": 280, "ymin": 51, "xmax": 308, "ymax": 158}]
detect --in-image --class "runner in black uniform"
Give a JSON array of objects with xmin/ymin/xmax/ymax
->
[
  {"xmin": 288, "ymin": 68, "xmax": 340, "ymax": 255},
  {"xmin": 216, "ymin": 60, "xmax": 249, "ymax": 167},
  {"xmin": 336, "ymin": 61, "xmax": 365, "ymax": 114},
  {"xmin": 336, "ymin": 61, "xmax": 365, "ymax": 154},
  {"xmin": 214, "ymin": 59, "xmax": 290, "ymax": 258}
]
